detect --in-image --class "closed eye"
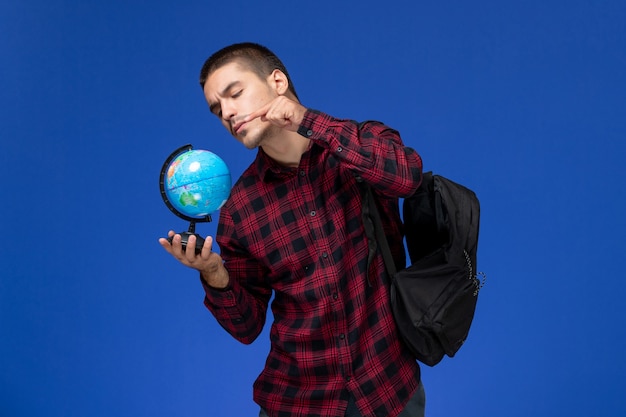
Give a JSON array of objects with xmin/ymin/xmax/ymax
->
[{"xmin": 209, "ymin": 102, "xmax": 221, "ymax": 117}]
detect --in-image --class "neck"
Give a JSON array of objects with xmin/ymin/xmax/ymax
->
[{"xmin": 261, "ymin": 130, "xmax": 311, "ymax": 168}]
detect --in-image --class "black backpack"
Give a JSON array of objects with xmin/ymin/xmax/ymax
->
[{"xmin": 361, "ymin": 172, "xmax": 485, "ymax": 366}]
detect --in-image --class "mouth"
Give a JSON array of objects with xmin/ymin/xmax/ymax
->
[{"xmin": 231, "ymin": 119, "xmax": 248, "ymax": 136}]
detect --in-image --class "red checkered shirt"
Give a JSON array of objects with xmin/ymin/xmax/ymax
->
[{"xmin": 202, "ymin": 110, "xmax": 423, "ymax": 417}]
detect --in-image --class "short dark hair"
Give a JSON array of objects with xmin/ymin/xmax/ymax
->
[{"xmin": 198, "ymin": 42, "xmax": 299, "ymax": 100}]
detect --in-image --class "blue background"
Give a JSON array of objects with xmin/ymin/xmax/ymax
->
[{"xmin": 2, "ymin": 1, "xmax": 625, "ymax": 416}]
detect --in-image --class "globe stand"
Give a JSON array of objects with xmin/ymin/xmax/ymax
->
[
  {"xmin": 160, "ymin": 144, "xmax": 213, "ymax": 254},
  {"xmin": 168, "ymin": 219, "xmax": 211, "ymax": 254}
]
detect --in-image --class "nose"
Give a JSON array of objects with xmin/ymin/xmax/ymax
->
[{"xmin": 221, "ymin": 101, "xmax": 236, "ymax": 122}]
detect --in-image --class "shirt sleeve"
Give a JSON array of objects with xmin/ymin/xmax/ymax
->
[
  {"xmin": 297, "ymin": 109, "xmax": 423, "ymax": 197},
  {"xmin": 202, "ymin": 209, "xmax": 272, "ymax": 345}
]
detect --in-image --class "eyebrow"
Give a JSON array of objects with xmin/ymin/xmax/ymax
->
[{"xmin": 209, "ymin": 81, "xmax": 242, "ymax": 115}]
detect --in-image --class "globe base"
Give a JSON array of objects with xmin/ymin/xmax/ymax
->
[{"xmin": 167, "ymin": 231, "xmax": 205, "ymax": 255}]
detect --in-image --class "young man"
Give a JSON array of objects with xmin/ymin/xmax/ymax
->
[{"xmin": 159, "ymin": 43, "xmax": 425, "ymax": 417}]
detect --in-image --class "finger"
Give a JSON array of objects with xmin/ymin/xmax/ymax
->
[
  {"xmin": 159, "ymin": 230, "xmax": 175, "ymax": 247},
  {"xmin": 159, "ymin": 230, "xmax": 176, "ymax": 243},
  {"xmin": 158, "ymin": 237, "xmax": 173, "ymax": 252},
  {"xmin": 263, "ymin": 97, "xmax": 305, "ymax": 131},
  {"xmin": 183, "ymin": 234, "xmax": 195, "ymax": 259},
  {"xmin": 200, "ymin": 236, "xmax": 213, "ymax": 258},
  {"xmin": 244, "ymin": 101, "xmax": 272, "ymax": 122},
  {"xmin": 161, "ymin": 233, "xmax": 184, "ymax": 259},
  {"xmin": 168, "ymin": 233, "xmax": 185, "ymax": 256}
]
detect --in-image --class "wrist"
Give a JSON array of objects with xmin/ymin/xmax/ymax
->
[{"xmin": 200, "ymin": 267, "xmax": 230, "ymax": 290}]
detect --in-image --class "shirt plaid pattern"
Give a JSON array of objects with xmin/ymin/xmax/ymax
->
[{"xmin": 202, "ymin": 110, "xmax": 423, "ymax": 417}]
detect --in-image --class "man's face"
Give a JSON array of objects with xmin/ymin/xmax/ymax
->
[{"xmin": 203, "ymin": 61, "xmax": 277, "ymax": 149}]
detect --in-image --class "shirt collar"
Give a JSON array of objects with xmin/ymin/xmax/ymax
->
[
  {"xmin": 255, "ymin": 147, "xmax": 295, "ymax": 182},
  {"xmin": 255, "ymin": 142, "xmax": 319, "ymax": 182}
]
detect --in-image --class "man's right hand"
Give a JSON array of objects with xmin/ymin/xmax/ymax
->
[{"xmin": 159, "ymin": 231, "xmax": 230, "ymax": 289}]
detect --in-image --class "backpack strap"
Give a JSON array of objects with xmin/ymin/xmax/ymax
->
[{"xmin": 359, "ymin": 181, "xmax": 397, "ymax": 281}]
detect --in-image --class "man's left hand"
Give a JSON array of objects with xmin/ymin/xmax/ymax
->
[{"xmin": 244, "ymin": 96, "xmax": 307, "ymax": 132}]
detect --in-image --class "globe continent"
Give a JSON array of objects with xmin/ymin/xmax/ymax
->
[{"xmin": 165, "ymin": 149, "xmax": 231, "ymax": 218}]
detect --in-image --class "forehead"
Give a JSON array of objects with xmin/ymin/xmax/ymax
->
[{"xmin": 204, "ymin": 61, "xmax": 257, "ymax": 94}]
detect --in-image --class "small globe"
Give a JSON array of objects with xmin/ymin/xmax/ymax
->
[{"xmin": 163, "ymin": 149, "xmax": 231, "ymax": 219}]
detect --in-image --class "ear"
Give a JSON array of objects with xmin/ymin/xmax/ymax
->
[{"xmin": 267, "ymin": 69, "xmax": 290, "ymax": 96}]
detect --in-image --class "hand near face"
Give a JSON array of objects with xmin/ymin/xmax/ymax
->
[{"xmin": 244, "ymin": 96, "xmax": 307, "ymax": 132}]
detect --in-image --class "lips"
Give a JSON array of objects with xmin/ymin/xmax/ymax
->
[{"xmin": 232, "ymin": 120, "xmax": 246, "ymax": 135}]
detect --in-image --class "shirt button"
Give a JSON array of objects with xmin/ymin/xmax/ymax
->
[
  {"xmin": 306, "ymin": 129, "xmax": 313, "ymax": 136},
  {"xmin": 339, "ymin": 334, "xmax": 345, "ymax": 340},
  {"xmin": 310, "ymin": 210, "xmax": 316, "ymax": 216},
  {"xmin": 337, "ymin": 146, "xmax": 343, "ymax": 152},
  {"xmin": 332, "ymin": 293, "xmax": 338, "ymax": 300},
  {"xmin": 322, "ymin": 252, "xmax": 328, "ymax": 258},
  {"xmin": 299, "ymin": 170, "xmax": 306, "ymax": 176}
]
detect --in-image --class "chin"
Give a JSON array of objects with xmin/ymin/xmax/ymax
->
[
  {"xmin": 241, "ymin": 126, "xmax": 269, "ymax": 150},
  {"xmin": 241, "ymin": 134, "xmax": 261, "ymax": 150},
  {"xmin": 243, "ymin": 141, "xmax": 258, "ymax": 150}
]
